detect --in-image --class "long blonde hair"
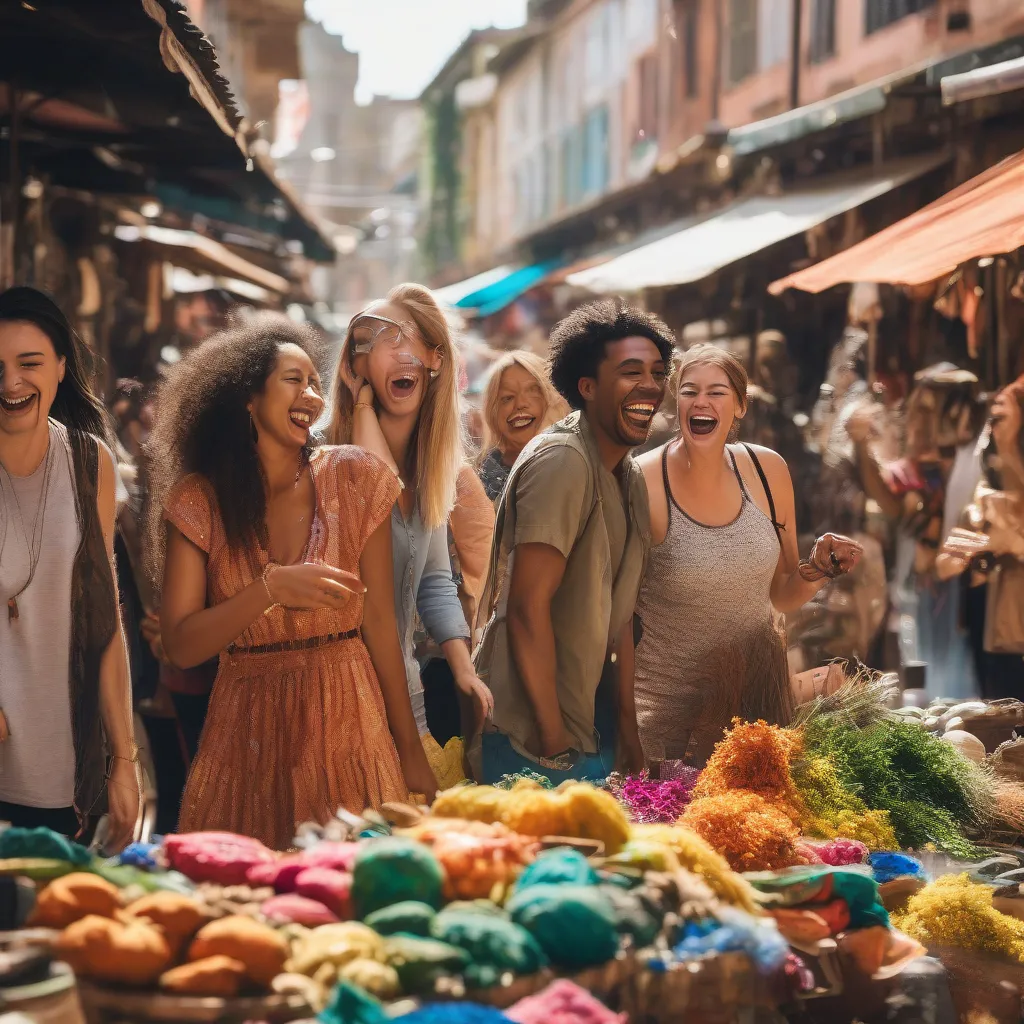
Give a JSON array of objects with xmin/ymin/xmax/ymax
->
[
  {"xmin": 325, "ymin": 283, "xmax": 464, "ymax": 530},
  {"xmin": 480, "ymin": 350, "xmax": 568, "ymax": 457}
]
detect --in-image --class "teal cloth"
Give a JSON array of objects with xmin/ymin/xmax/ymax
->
[
  {"xmin": 317, "ymin": 982, "xmax": 387, "ymax": 1024},
  {"xmin": 365, "ymin": 901, "xmax": 436, "ymax": 937},
  {"xmin": 0, "ymin": 827, "xmax": 90, "ymax": 865}
]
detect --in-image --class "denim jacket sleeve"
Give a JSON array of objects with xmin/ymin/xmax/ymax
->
[{"xmin": 417, "ymin": 523, "xmax": 470, "ymax": 644}]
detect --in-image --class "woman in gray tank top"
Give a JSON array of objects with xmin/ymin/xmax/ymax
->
[
  {"xmin": 0, "ymin": 287, "xmax": 140, "ymax": 848},
  {"xmin": 634, "ymin": 344, "xmax": 863, "ymax": 766}
]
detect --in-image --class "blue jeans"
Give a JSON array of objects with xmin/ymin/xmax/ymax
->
[
  {"xmin": 480, "ymin": 732, "xmax": 614, "ymax": 784},
  {"xmin": 479, "ymin": 659, "xmax": 619, "ymax": 784}
]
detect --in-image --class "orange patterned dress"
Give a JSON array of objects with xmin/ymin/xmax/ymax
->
[{"xmin": 164, "ymin": 445, "xmax": 408, "ymax": 850}]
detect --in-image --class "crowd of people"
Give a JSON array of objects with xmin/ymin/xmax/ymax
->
[{"xmin": 0, "ymin": 280, "xmax": 1020, "ymax": 853}]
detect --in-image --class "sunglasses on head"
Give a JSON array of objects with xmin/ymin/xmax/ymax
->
[{"xmin": 345, "ymin": 312, "xmax": 413, "ymax": 354}]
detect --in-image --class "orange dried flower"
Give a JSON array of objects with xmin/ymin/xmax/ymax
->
[
  {"xmin": 681, "ymin": 791, "xmax": 802, "ymax": 873},
  {"xmin": 693, "ymin": 720, "xmax": 806, "ymax": 824}
]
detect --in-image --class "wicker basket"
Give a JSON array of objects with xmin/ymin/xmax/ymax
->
[
  {"xmin": 0, "ymin": 963, "xmax": 85, "ymax": 1024},
  {"xmin": 621, "ymin": 951, "xmax": 761, "ymax": 1024},
  {"xmin": 439, "ymin": 950, "xmax": 639, "ymax": 1011},
  {"xmin": 77, "ymin": 983, "xmax": 311, "ymax": 1024}
]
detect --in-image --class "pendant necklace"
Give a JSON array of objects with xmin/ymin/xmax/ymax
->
[{"xmin": 0, "ymin": 423, "xmax": 57, "ymax": 622}]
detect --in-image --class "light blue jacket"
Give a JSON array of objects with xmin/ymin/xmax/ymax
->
[{"xmin": 390, "ymin": 505, "xmax": 469, "ymax": 734}]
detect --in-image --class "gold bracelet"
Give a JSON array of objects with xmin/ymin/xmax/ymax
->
[
  {"xmin": 355, "ymin": 402, "xmax": 375, "ymax": 411},
  {"xmin": 262, "ymin": 563, "xmax": 279, "ymax": 610}
]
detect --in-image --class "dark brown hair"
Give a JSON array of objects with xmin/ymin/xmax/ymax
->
[
  {"xmin": 144, "ymin": 310, "xmax": 323, "ymax": 584},
  {"xmin": 548, "ymin": 299, "xmax": 675, "ymax": 410}
]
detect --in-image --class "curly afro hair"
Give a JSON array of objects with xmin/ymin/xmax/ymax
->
[
  {"xmin": 144, "ymin": 309, "xmax": 324, "ymax": 586},
  {"xmin": 548, "ymin": 299, "xmax": 675, "ymax": 410}
]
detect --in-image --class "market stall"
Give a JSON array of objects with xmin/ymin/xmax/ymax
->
[{"xmin": 3, "ymin": 674, "xmax": 1024, "ymax": 1023}]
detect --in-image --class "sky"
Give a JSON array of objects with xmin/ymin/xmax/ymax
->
[{"xmin": 305, "ymin": 0, "xmax": 528, "ymax": 104}]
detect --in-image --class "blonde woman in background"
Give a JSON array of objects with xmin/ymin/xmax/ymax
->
[
  {"xmin": 326, "ymin": 284, "xmax": 493, "ymax": 789},
  {"xmin": 477, "ymin": 351, "xmax": 569, "ymax": 502}
]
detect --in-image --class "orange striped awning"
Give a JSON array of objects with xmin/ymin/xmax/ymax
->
[{"xmin": 769, "ymin": 149, "xmax": 1024, "ymax": 294}]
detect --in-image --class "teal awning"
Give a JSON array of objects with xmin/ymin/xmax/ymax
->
[{"xmin": 456, "ymin": 260, "xmax": 561, "ymax": 317}]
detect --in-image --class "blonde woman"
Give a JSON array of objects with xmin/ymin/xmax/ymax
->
[
  {"xmin": 477, "ymin": 351, "xmax": 569, "ymax": 502},
  {"xmin": 326, "ymin": 285, "xmax": 493, "ymax": 786}
]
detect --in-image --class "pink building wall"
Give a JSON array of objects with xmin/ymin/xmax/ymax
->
[{"xmin": 720, "ymin": 0, "xmax": 1024, "ymax": 127}]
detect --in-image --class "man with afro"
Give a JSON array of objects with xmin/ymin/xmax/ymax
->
[{"xmin": 473, "ymin": 298, "xmax": 672, "ymax": 782}]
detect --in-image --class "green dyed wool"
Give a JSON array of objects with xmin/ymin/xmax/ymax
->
[
  {"xmin": 513, "ymin": 848, "xmax": 598, "ymax": 893},
  {"xmin": 431, "ymin": 909, "xmax": 548, "ymax": 989},
  {"xmin": 383, "ymin": 934, "xmax": 470, "ymax": 994},
  {"xmin": 317, "ymin": 981, "xmax": 388, "ymax": 1024},
  {"xmin": 364, "ymin": 900, "xmax": 436, "ymax": 937},
  {"xmin": 352, "ymin": 838, "xmax": 445, "ymax": 918},
  {"xmin": 506, "ymin": 884, "xmax": 620, "ymax": 969},
  {"xmin": 0, "ymin": 828, "xmax": 91, "ymax": 865}
]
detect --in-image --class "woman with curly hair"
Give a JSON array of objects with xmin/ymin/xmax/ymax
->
[
  {"xmin": 325, "ymin": 284, "xmax": 492, "ymax": 784},
  {"xmin": 148, "ymin": 310, "xmax": 431, "ymax": 849},
  {"xmin": 476, "ymin": 351, "xmax": 568, "ymax": 503}
]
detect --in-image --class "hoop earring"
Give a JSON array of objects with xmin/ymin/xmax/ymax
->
[{"xmin": 250, "ymin": 413, "xmax": 258, "ymax": 443}]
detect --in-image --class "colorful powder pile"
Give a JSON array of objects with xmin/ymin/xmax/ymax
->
[
  {"xmin": 893, "ymin": 874, "xmax": 1024, "ymax": 962},
  {"xmin": 680, "ymin": 791, "xmax": 802, "ymax": 873},
  {"xmin": 605, "ymin": 772, "xmax": 696, "ymax": 824}
]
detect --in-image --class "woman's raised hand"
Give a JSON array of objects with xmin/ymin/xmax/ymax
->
[
  {"xmin": 266, "ymin": 562, "xmax": 366, "ymax": 610},
  {"xmin": 809, "ymin": 533, "xmax": 864, "ymax": 578},
  {"xmin": 338, "ymin": 354, "xmax": 365, "ymax": 403}
]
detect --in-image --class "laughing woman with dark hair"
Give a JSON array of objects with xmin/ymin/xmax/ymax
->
[
  {"xmin": 148, "ymin": 310, "xmax": 416, "ymax": 849},
  {"xmin": 0, "ymin": 286, "xmax": 140, "ymax": 848}
]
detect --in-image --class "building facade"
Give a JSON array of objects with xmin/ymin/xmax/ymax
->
[
  {"xmin": 489, "ymin": 0, "xmax": 663, "ymax": 253},
  {"xmin": 274, "ymin": 22, "xmax": 423, "ymax": 315},
  {"xmin": 449, "ymin": 0, "xmax": 1024, "ymax": 274},
  {"xmin": 717, "ymin": 0, "xmax": 1024, "ymax": 127}
]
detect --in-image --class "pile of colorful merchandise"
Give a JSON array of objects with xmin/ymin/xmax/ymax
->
[
  {"xmin": 7, "ymin": 675, "xmax": 1024, "ymax": 1021},
  {"xmin": 0, "ymin": 783, "xmax": 895, "ymax": 1023}
]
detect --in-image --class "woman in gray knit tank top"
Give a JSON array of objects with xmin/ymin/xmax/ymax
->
[{"xmin": 634, "ymin": 345, "xmax": 863, "ymax": 766}]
